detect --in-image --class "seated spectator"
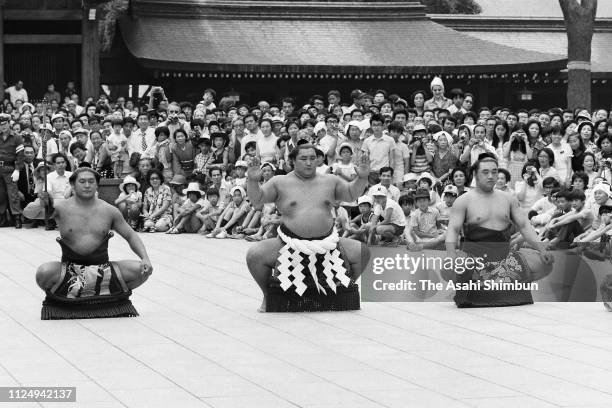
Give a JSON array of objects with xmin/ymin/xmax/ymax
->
[
  {"xmin": 193, "ymin": 137, "xmax": 213, "ymax": 183},
  {"xmin": 207, "ymin": 186, "xmax": 250, "ymax": 239},
  {"xmin": 142, "ymin": 169, "xmax": 173, "ymax": 232},
  {"xmin": 168, "ymin": 174, "xmax": 188, "ymax": 220},
  {"xmin": 196, "ymin": 188, "xmax": 222, "ymax": 234},
  {"xmin": 369, "ymin": 185, "xmax": 406, "ymax": 246},
  {"xmin": 233, "ymin": 160, "xmax": 248, "ymax": 188},
  {"xmin": 167, "ymin": 182, "xmax": 207, "ymax": 234},
  {"xmin": 398, "ymin": 194, "xmax": 415, "ymax": 245},
  {"xmin": 436, "ymin": 184, "xmax": 458, "ymax": 229},
  {"xmin": 401, "ymin": 172, "xmax": 419, "ymax": 195},
  {"xmin": 408, "ymin": 188, "xmax": 445, "ymax": 250},
  {"xmin": 114, "ymin": 175, "xmax": 142, "ymax": 229},
  {"xmin": 539, "ymin": 189, "xmax": 575, "ymax": 247},
  {"xmin": 345, "ymin": 195, "xmax": 374, "ymax": 242},
  {"xmin": 545, "ymin": 190, "xmax": 592, "ymax": 246}
]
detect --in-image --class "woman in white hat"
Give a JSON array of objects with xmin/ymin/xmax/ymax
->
[{"xmin": 423, "ymin": 77, "xmax": 452, "ymax": 111}]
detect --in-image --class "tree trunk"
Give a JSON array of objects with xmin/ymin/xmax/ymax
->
[{"xmin": 559, "ymin": 0, "xmax": 597, "ymax": 111}]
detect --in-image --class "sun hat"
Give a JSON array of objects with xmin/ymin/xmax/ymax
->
[
  {"xmin": 168, "ymin": 174, "xmax": 187, "ymax": 185},
  {"xmin": 338, "ymin": 142, "xmax": 354, "ymax": 154},
  {"xmin": 234, "ymin": 160, "xmax": 248, "ymax": 168},
  {"xmin": 118, "ymin": 175, "xmax": 141, "ymax": 193},
  {"xmin": 183, "ymin": 181, "xmax": 205, "ymax": 196},
  {"xmin": 414, "ymin": 188, "xmax": 431, "ymax": 200},
  {"xmin": 417, "ymin": 172, "xmax": 435, "ymax": 186}
]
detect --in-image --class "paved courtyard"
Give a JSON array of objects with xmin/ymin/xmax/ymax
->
[{"xmin": 0, "ymin": 228, "xmax": 611, "ymax": 408}]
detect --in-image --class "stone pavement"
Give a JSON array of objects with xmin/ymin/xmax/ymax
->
[{"xmin": 0, "ymin": 228, "xmax": 611, "ymax": 408}]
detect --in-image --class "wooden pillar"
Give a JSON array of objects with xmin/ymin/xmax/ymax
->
[
  {"xmin": 478, "ymin": 79, "xmax": 489, "ymax": 108},
  {"xmin": 0, "ymin": 3, "xmax": 5, "ymax": 102},
  {"xmin": 81, "ymin": 5, "xmax": 100, "ymax": 100}
]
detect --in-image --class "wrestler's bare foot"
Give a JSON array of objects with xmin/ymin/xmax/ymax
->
[{"xmin": 258, "ymin": 298, "xmax": 267, "ymax": 312}]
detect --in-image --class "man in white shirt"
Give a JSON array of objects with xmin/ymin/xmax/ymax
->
[
  {"xmin": 369, "ymin": 185, "xmax": 406, "ymax": 245},
  {"xmin": 38, "ymin": 153, "xmax": 72, "ymax": 230},
  {"xmin": 128, "ymin": 112, "xmax": 157, "ymax": 158},
  {"xmin": 200, "ymin": 88, "xmax": 216, "ymax": 111},
  {"xmin": 5, "ymin": 80, "xmax": 28, "ymax": 104},
  {"xmin": 240, "ymin": 114, "xmax": 263, "ymax": 156},
  {"xmin": 368, "ymin": 167, "xmax": 401, "ymax": 202}
]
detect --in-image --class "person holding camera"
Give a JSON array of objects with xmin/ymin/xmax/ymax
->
[
  {"xmin": 459, "ymin": 124, "xmax": 498, "ymax": 166},
  {"xmin": 515, "ymin": 161, "xmax": 544, "ymax": 210},
  {"xmin": 596, "ymin": 135, "xmax": 612, "ymax": 184}
]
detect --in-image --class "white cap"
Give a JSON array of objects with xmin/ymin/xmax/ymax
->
[
  {"xmin": 371, "ymin": 185, "xmax": 388, "ymax": 197},
  {"xmin": 443, "ymin": 185, "xmax": 458, "ymax": 195},
  {"xmin": 231, "ymin": 185, "xmax": 246, "ymax": 197},
  {"xmin": 357, "ymin": 195, "xmax": 373, "ymax": 205},
  {"xmin": 234, "ymin": 160, "xmax": 248, "ymax": 168}
]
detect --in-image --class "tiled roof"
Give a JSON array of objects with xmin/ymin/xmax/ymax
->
[
  {"xmin": 119, "ymin": 16, "xmax": 566, "ymax": 73},
  {"xmin": 464, "ymin": 31, "xmax": 612, "ymax": 75}
]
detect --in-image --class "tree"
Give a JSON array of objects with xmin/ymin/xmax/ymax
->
[
  {"xmin": 420, "ymin": 0, "xmax": 481, "ymax": 14},
  {"xmin": 559, "ymin": 0, "xmax": 598, "ymax": 111}
]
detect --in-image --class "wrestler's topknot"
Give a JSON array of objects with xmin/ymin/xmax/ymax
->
[{"xmin": 69, "ymin": 167, "xmax": 101, "ymax": 184}]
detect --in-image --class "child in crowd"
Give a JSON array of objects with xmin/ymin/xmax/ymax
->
[
  {"xmin": 168, "ymin": 174, "xmax": 188, "ymax": 221},
  {"xmin": 436, "ymin": 184, "xmax": 458, "ymax": 229},
  {"xmin": 167, "ymin": 182, "xmax": 207, "ymax": 234},
  {"xmin": 155, "ymin": 126, "xmax": 173, "ymax": 181},
  {"xmin": 416, "ymin": 172, "xmax": 440, "ymax": 207},
  {"xmin": 233, "ymin": 160, "xmax": 248, "ymax": 188},
  {"xmin": 408, "ymin": 188, "xmax": 445, "ymax": 250},
  {"xmin": 539, "ymin": 189, "xmax": 574, "ymax": 246},
  {"xmin": 196, "ymin": 188, "xmax": 222, "ymax": 234},
  {"xmin": 332, "ymin": 201, "xmax": 350, "ymax": 236},
  {"xmin": 242, "ymin": 141, "xmax": 257, "ymax": 161},
  {"xmin": 315, "ymin": 148, "xmax": 331, "ymax": 175},
  {"xmin": 114, "ymin": 176, "xmax": 143, "ymax": 229},
  {"xmin": 106, "ymin": 118, "xmax": 128, "ymax": 177},
  {"xmin": 401, "ymin": 173, "xmax": 418, "ymax": 195},
  {"xmin": 207, "ymin": 186, "xmax": 251, "ymax": 239},
  {"xmin": 398, "ymin": 194, "xmax": 416, "ymax": 245},
  {"xmin": 346, "ymin": 195, "xmax": 374, "ymax": 242},
  {"xmin": 543, "ymin": 190, "xmax": 593, "ymax": 248}
]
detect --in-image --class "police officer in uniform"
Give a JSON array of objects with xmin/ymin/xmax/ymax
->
[{"xmin": 0, "ymin": 113, "xmax": 25, "ymax": 228}]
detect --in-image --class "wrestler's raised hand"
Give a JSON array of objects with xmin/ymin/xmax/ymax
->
[
  {"xmin": 355, "ymin": 154, "xmax": 370, "ymax": 179},
  {"xmin": 246, "ymin": 156, "xmax": 262, "ymax": 180}
]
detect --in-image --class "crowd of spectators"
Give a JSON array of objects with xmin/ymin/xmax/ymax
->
[{"xmin": 2, "ymin": 78, "xmax": 612, "ymax": 251}]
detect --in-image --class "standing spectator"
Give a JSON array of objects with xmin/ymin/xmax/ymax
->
[
  {"xmin": 64, "ymin": 81, "xmax": 77, "ymax": 98},
  {"xmin": 361, "ymin": 114, "xmax": 395, "ymax": 184},
  {"xmin": 423, "ymin": 77, "xmax": 452, "ymax": 111},
  {"xmin": 201, "ymin": 88, "xmax": 216, "ymax": 111},
  {"xmin": 128, "ymin": 112, "xmax": 156, "ymax": 159},
  {"xmin": 256, "ymin": 118, "xmax": 278, "ymax": 164},
  {"xmin": 171, "ymin": 128, "xmax": 196, "ymax": 178},
  {"xmin": 447, "ymin": 88, "xmax": 466, "ymax": 115},
  {"xmin": 5, "ymin": 80, "xmax": 28, "ymax": 104},
  {"xmin": 387, "ymin": 121, "xmax": 410, "ymax": 185},
  {"xmin": 431, "ymin": 131, "xmax": 457, "ymax": 182},
  {"xmin": 503, "ymin": 129, "xmax": 532, "ymax": 189},
  {"xmin": 42, "ymin": 153, "xmax": 72, "ymax": 230},
  {"xmin": 547, "ymin": 131, "xmax": 573, "ymax": 187},
  {"xmin": 17, "ymin": 145, "xmax": 40, "ymax": 215},
  {"xmin": 43, "ymin": 84, "xmax": 61, "ymax": 103},
  {"xmin": 0, "ymin": 112, "xmax": 25, "ymax": 227}
]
